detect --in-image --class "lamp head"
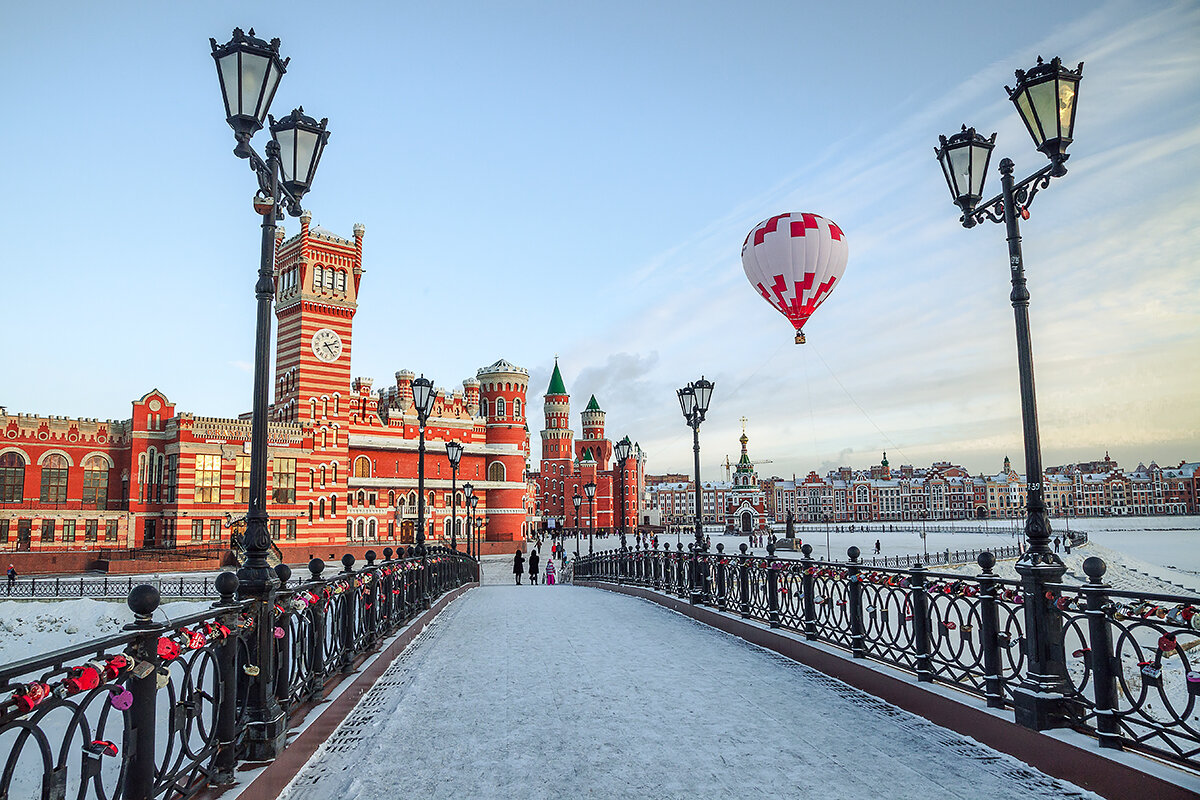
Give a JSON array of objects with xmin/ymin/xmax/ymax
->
[
  {"xmin": 210, "ymin": 28, "xmax": 288, "ymax": 157},
  {"xmin": 269, "ymin": 107, "xmax": 330, "ymax": 202},
  {"xmin": 1007, "ymin": 56, "xmax": 1083, "ymax": 176},
  {"xmin": 445, "ymin": 440, "xmax": 464, "ymax": 468},
  {"xmin": 935, "ymin": 125, "xmax": 996, "ymax": 217},
  {"xmin": 411, "ymin": 375, "xmax": 436, "ymax": 423}
]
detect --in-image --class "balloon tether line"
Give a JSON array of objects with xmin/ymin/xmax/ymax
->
[{"xmin": 809, "ymin": 340, "xmax": 912, "ymax": 465}]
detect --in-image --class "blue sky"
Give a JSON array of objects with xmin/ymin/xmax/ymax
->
[{"xmin": 2, "ymin": 1, "xmax": 1197, "ymax": 480}]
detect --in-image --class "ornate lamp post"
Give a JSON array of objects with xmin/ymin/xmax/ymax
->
[
  {"xmin": 446, "ymin": 441, "xmax": 463, "ymax": 551},
  {"xmin": 935, "ymin": 55, "xmax": 1083, "ymax": 730},
  {"xmin": 463, "ymin": 482, "xmax": 473, "ymax": 557},
  {"xmin": 469, "ymin": 492, "xmax": 479, "ymax": 559},
  {"xmin": 572, "ymin": 491, "xmax": 582, "ymax": 558},
  {"xmin": 584, "ymin": 481, "xmax": 596, "ymax": 557},
  {"xmin": 677, "ymin": 377, "xmax": 714, "ymax": 604},
  {"xmin": 614, "ymin": 436, "xmax": 632, "ymax": 550},
  {"xmin": 411, "ymin": 375, "xmax": 436, "ymax": 608},
  {"xmin": 211, "ymin": 27, "xmax": 330, "ymax": 761}
]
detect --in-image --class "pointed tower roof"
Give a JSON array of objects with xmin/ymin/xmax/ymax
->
[
  {"xmin": 585, "ymin": 394, "xmax": 601, "ymax": 411},
  {"xmin": 581, "ymin": 448, "xmax": 595, "ymax": 462},
  {"xmin": 547, "ymin": 358, "xmax": 567, "ymax": 395}
]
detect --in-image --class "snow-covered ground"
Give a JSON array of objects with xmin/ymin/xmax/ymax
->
[
  {"xmin": 0, "ymin": 598, "xmax": 212, "ymax": 665},
  {"xmin": 274, "ymin": 583, "xmax": 1100, "ymax": 800}
]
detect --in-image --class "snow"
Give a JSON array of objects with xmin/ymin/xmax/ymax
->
[
  {"xmin": 0, "ymin": 598, "xmax": 213, "ymax": 666},
  {"xmin": 276, "ymin": 582, "xmax": 1101, "ymax": 800}
]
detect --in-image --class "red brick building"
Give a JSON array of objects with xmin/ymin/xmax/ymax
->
[
  {"xmin": 533, "ymin": 360, "xmax": 643, "ymax": 536},
  {"xmin": 0, "ymin": 213, "xmax": 531, "ymax": 570}
]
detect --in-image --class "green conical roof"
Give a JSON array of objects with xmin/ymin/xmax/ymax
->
[
  {"xmin": 547, "ymin": 359, "xmax": 567, "ymax": 395},
  {"xmin": 581, "ymin": 448, "xmax": 595, "ymax": 462},
  {"xmin": 585, "ymin": 394, "xmax": 601, "ymax": 411}
]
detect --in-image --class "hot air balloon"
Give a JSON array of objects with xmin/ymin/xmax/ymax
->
[{"xmin": 741, "ymin": 212, "xmax": 848, "ymax": 343}]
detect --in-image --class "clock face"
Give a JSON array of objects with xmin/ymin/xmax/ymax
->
[{"xmin": 311, "ymin": 328, "xmax": 343, "ymax": 363}]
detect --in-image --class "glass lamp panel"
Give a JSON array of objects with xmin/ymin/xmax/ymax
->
[
  {"xmin": 238, "ymin": 50, "xmax": 270, "ymax": 122},
  {"xmin": 694, "ymin": 380, "xmax": 713, "ymax": 413},
  {"xmin": 291, "ymin": 128, "xmax": 319, "ymax": 185},
  {"xmin": 260, "ymin": 59, "xmax": 283, "ymax": 121},
  {"xmin": 573, "ymin": 494, "xmax": 581, "ymax": 509},
  {"xmin": 1057, "ymin": 77, "xmax": 1078, "ymax": 139},
  {"xmin": 1014, "ymin": 90, "xmax": 1040, "ymax": 145},
  {"xmin": 969, "ymin": 143, "xmax": 992, "ymax": 199},
  {"xmin": 464, "ymin": 483, "xmax": 473, "ymax": 498},
  {"xmin": 412, "ymin": 378, "xmax": 434, "ymax": 414},
  {"xmin": 217, "ymin": 52, "xmax": 241, "ymax": 118},
  {"xmin": 585, "ymin": 482, "xmax": 596, "ymax": 499},
  {"xmin": 678, "ymin": 387, "xmax": 696, "ymax": 418},
  {"xmin": 1028, "ymin": 80, "xmax": 1058, "ymax": 145},
  {"xmin": 946, "ymin": 144, "xmax": 972, "ymax": 199}
]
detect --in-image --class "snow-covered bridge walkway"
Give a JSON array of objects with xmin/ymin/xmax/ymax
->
[{"xmin": 273, "ymin": 578, "xmax": 1098, "ymax": 800}]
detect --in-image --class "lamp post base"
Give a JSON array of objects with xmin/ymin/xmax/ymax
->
[{"xmin": 1011, "ymin": 551, "xmax": 1080, "ymax": 730}]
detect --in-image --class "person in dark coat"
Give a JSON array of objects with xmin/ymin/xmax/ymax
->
[
  {"xmin": 513, "ymin": 549, "xmax": 525, "ymax": 585},
  {"xmin": 528, "ymin": 549, "xmax": 540, "ymax": 584},
  {"xmin": 6, "ymin": 564, "xmax": 15, "ymax": 592}
]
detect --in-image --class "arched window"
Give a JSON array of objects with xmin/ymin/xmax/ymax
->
[
  {"xmin": 40, "ymin": 453, "xmax": 69, "ymax": 503},
  {"xmin": 407, "ymin": 490, "xmax": 417, "ymax": 507},
  {"xmin": 82, "ymin": 456, "xmax": 110, "ymax": 508},
  {"xmin": 354, "ymin": 456, "xmax": 371, "ymax": 478},
  {"xmin": 310, "ymin": 399, "xmax": 317, "ymax": 420},
  {"xmin": 336, "ymin": 270, "xmax": 347, "ymax": 292},
  {"xmin": 357, "ymin": 519, "xmax": 365, "ymax": 539},
  {"xmin": 514, "ymin": 398, "xmax": 522, "ymax": 419},
  {"xmin": 388, "ymin": 490, "xmax": 395, "ymax": 507},
  {"xmin": 495, "ymin": 397, "xmax": 506, "ymax": 419},
  {"xmin": 319, "ymin": 498, "xmax": 326, "ymax": 519},
  {"xmin": 480, "ymin": 398, "xmax": 488, "ymax": 417},
  {"xmin": 309, "ymin": 501, "xmax": 314, "ymax": 522},
  {"xmin": 0, "ymin": 452, "xmax": 26, "ymax": 502},
  {"xmin": 314, "ymin": 266, "xmax": 325, "ymax": 291},
  {"xmin": 357, "ymin": 490, "xmax": 366, "ymax": 506},
  {"xmin": 488, "ymin": 462, "xmax": 505, "ymax": 483},
  {"xmin": 368, "ymin": 518, "xmax": 377, "ymax": 540},
  {"xmin": 331, "ymin": 495, "xmax": 337, "ymax": 516},
  {"xmin": 443, "ymin": 518, "xmax": 452, "ymax": 538},
  {"xmin": 321, "ymin": 465, "xmax": 327, "ymax": 487},
  {"xmin": 346, "ymin": 520, "xmax": 353, "ymax": 540},
  {"xmin": 428, "ymin": 491, "xmax": 436, "ymax": 506}
]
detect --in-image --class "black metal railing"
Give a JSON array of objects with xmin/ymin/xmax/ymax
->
[
  {"xmin": 0, "ymin": 545, "xmax": 478, "ymax": 800},
  {"xmin": 575, "ymin": 542, "xmax": 1199, "ymax": 769}
]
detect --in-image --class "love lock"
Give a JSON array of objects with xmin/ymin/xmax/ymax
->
[
  {"xmin": 1158, "ymin": 633, "xmax": 1178, "ymax": 654},
  {"xmin": 273, "ymin": 626, "xmax": 285, "ymax": 639},
  {"xmin": 82, "ymin": 739, "xmax": 118, "ymax": 758},
  {"xmin": 155, "ymin": 669, "xmax": 170, "ymax": 690},
  {"xmin": 1187, "ymin": 672, "xmax": 1200, "ymax": 697},
  {"xmin": 243, "ymin": 665, "xmax": 261, "ymax": 677},
  {"xmin": 1139, "ymin": 661, "xmax": 1163, "ymax": 685},
  {"xmin": 108, "ymin": 687, "xmax": 133, "ymax": 710}
]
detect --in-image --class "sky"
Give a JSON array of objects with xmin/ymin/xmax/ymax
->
[{"xmin": 1, "ymin": 1, "xmax": 1197, "ymax": 481}]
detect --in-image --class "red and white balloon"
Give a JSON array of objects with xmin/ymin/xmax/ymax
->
[{"xmin": 741, "ymin": 212, "xmax": 848, "ymax": 343}]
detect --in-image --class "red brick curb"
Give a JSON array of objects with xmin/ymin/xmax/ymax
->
[{"xmin": 579, "ymin": 580, "xmax": 1200, "ymax": 800}]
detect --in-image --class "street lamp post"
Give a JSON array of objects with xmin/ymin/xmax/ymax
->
[
  {"xmin": 211, "ymin": 27, "xmax": 330, "ymax": 762},
  {"xmin": 824, "ymin": 513, "xmax": 831, "ymax": 562},
  {"xmin": 446, "ymin": 441, "xmax": 463, "ymax": 551},
  {"xmin": 935, "ymin": 55, "xmax": 1083, "ymax": 730},
  {"xmin": 572, "ymin": 491, "xmax": 582, "ymax": 558},
  {"xmin": 469, "ymin": 492, "xmax": 479, "ymax": 560},
  {"xmin": 584, "ymin": 481, "xmax": 596, "ymax": 557},
  {"xmin": 677, "ymin": 377, "xmax": 714, "ymax": 604},
  {"xmin": 412, "ymin": 376, "xmax": 436, "ymax": 608},
  {"xmin": 614, "ymin": 436, "xmax": 632, "ymax": 550},
  {"xmin": 463, "ymin": 482, "xmax": 473, "ymax": 558}
]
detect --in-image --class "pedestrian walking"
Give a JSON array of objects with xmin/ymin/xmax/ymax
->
[
  {"xmin": 529, "ymin": 549, "xmax": 540, "ymax": 585},
  {"xmin": 1064, "ymin": 538, "xmax": 1072, "ymax": 555},
  {"xmin": 874, "ymin": 539, "xmax": 881, "ymax": 555},
  {"xmin": 545, "ymin": 558, "xmax": 556, "ymax": 585},
  {"xmin": 513, "ymin": 549, "xmax": 525, "ymax": 585},
  {"xmin": 6, "ymin": 564, "xmax": 15, "ymax": 592},
  {"xmin": 1053, "ymin": 536, "xmax": 1061, "ymax": 552}
]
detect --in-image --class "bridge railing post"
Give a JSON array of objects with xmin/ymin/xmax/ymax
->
[
  {"xmin": 305, "ymin": 558, "xmax": 327, "ymax": 701},
  {"xmin": 800, "ymin": 544, "xmax": 817, "ymax": 639},
  {"xmin": 123, "ymin": 585, "xmax": 165, "ymax": 800},
  {"xmin": 738, "ymin": 543, "xmax": 751, "ymax": 618},
  {"xmin": 976, "ymin": 552, "xmax": 1006, "ymax": 708},
  {"xmin": 339, "ymin": 554, "xmax": 357, "ymax": 673},
  {"xmin": 212, "ymin": 573, "xmax": 241, "ymax": 786},
  {"xmin": 1082, "ymin": 557, "xmax": 1122, "ymax": 749},
  {"xmin": 713, "ymin": 543, "xmax": 726, "ymax": 611},
  {"xmin": 766, "ymin": 542, "xmax": 781, "ymax": 628},
  {"xmin": 675, "ymin": 543, "xmax": 687, "ymax": 599},
  {"xmin": 273, "ymin": 564, "xmax": 293, "ymax": 706},
  {"xmin": 846, "ymin": 547, "xmax": 865, "ymax": 658},
  {"xmin": 910, "ymin": 561, "xmax": 933, "ymax": 682}
]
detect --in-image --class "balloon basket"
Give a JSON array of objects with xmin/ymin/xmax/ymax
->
[{"xmin": 794, "ymin": 332, "xmax": 806, "ymax": 345}]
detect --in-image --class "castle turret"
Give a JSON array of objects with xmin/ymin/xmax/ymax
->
[
  {"xmin": 477, "ymin": 359, "xmax": 530, "ymax": 545},
  {"xmin": 577, "ymin": 394, "xmax": 611, "ymax": 469},
  {"xmin": 539, "ymin": 358, "xmax": 573, "ymax": 520}
]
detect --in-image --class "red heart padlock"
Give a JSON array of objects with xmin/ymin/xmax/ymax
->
[
  {"xmin": 157, "ymin": 637, "xmax": 181, "ymax": 662},
  {"xmin": 1158, "ymin": 634, "xmax": 1177, "ymax": 653}
]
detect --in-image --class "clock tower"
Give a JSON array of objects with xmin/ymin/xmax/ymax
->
[{"xmin": 272, "ymin": 211, "xmax": 364, "ymax": 423}]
